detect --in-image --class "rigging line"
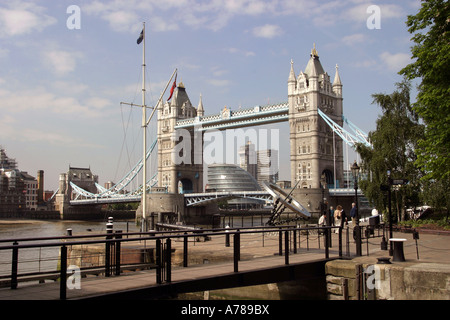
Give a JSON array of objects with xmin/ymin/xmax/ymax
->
[
  {"xmin": 113, "ymin": 65, "xmax": 143, "ymax": 184},
  {"xmin": 114, "ymin": 103, "xmax": 135, "ymax": 183}
]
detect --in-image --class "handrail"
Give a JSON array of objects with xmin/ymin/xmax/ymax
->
[{"xmin": 0, "ymin": 224, "xmax": 388, "ymax": 300}]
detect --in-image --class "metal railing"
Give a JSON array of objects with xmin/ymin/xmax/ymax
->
[{"xmin": 0, "ymin": 223, "xmax": 386, "ymax": 299}]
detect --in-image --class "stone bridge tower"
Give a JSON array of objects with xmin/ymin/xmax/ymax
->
[
  {"xmin": 288, "ymin": 45, "xmax": 344, "ymax": 189},
  {"xmin": 157, "ymin": 81, "xmax": 204, "ymax": 194}
]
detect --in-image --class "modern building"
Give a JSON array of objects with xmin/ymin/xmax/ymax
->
[
  {"xmin": 257, "ymin": 149, "xmax": 279, "ymax": 188},
  {"xmin": 206, "ymin": 163, "xmax": 263, "ymax": 208},
  {"xmin": 238, "ymin": 141, "xmax": 257, "ymax": 181}
]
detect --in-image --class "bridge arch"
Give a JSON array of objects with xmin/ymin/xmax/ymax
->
[{"xmin": 178, "ymin": 178, "xmax": 193, "ymax": 194}]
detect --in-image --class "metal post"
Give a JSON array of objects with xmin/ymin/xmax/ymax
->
[
  {"xmin": 278, "ymin": 230, "xmax": 283, "ymax": 256},
  {"xmin": 156, "ymin": 239, "xmax": 162, "ymax": 284},
  {"xmin": 233, "ymin": 232, "xmax": 240, "ymax": 272},
  {"xmin": 60, "ymin": 245, "xmax": 67, "ymax": 300},
  {"xmin": 338, "ymin": 227, "xmax": 343, "ymax": 257},
  {"xmin": 115, "ymin": 230, "xmax": 122, "ymax": 276},
  {"xmin": 166, "ymin": 238, "xmax": 171, "ymax": 283},
  {"xmin": 284, "ymin": 231, "xmax": 289, "ymax": 265},
  {"xmin": 325, "ymin": 227, "xmax": 329, "ymax": 259},
  {"xmin": 11, "ymin": 241, "xmax": 18, "ymax": 290},
  {"xmin": 293, "ymin": 229, "xmax": 297, "ymax": 254},
  {"xmin": 183, "ymin": 233, "xmax": 188, "ymax": 267}
]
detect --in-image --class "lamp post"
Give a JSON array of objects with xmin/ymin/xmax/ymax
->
[
  {"xmin": 320, "ymin": 174, "xmax": 331, "ymax": 247},
  {"xmin": 387, "ymin": 170, "xmax": 393, "ymax": 255},
  {"xmin": 351, "ymin": 161, "xmax": 362, "ymax": 256}
]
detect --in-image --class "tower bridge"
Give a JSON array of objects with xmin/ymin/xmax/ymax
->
[{"xmin": 58, "ymin": 45, "xmax": 371, "ymax": 224}]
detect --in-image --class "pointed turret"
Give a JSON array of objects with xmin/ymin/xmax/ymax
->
[
  {"xmin": 288, "ymin": 59, "xmax": 296, "ymax": 95},
  {"xmin": 333, "ymin": 64, "xmax": 342, "ymax": 96},
  {"xmin": 197, "ymin": 93, "xmax": 204, "ymax": 117},
  {"xmin": 305, "ymin": 43, "xmax": 325, "ymax": 77}
]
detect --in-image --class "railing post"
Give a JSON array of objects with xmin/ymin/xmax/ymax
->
[
  {"xmin": 166, "ymin": 238, "xmax": 172, "ymax": 283},
  {"xmin": 284, "ymin": 230, "xmax": 289, "ymax": 265},
  {"xmin": 60, "ymin": 245, "xmax": 67, "ymax": 300},
  {"xmin": 156, "ymin": 239, "xmax": 162, "ymax": 284},
  {"xmin": 339, "ymin": 227, "xmax": 343, "ymax": 257},
  {"xmin": 233, "ymin": 232, "xmax": 240, "ymax": 272},
  {"xmin": 278, "ymin": 230, "xmax": 283, "ymax": 256},
  {"xmin": 183, "ymin": 233, "xmax": 188, "ymax": 267},
  {"xmin": 324, "ymin": 227, "xmax": 329, "ymax": 259},
  {"xmin": 293, "ymin": 229, "xmax": 297, "ymax": 254},
  {"xmin": 115, "ymin": 230, "xmax": 122, "ymax": 276},
  {"xmin": 11, "ymin": 241, "xmax": 18, "ymax": 290},
  {"xmin": 105, "ymin": 238, "xmax": 111, "ymax": 277}
]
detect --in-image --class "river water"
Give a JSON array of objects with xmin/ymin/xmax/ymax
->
[{"xmin": 0, "ymin": 219, "xmax": 140, "ymax": 277}]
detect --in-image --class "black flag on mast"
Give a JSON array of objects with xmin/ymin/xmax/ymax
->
[{"xmin": 137, "ymin": 29, "xmax": 144, "ymax": 44}]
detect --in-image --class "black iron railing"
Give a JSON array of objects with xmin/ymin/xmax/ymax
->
[{"xmin": 0, "ymin": 223, "xmax": 386, "ymax": 299}]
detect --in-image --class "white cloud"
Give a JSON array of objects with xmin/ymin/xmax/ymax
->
[
  {"xmin": 0, "ymin": 1, "xmax": 56, "ymax": 37},
  {"xmin": 252, "ymin": 24, "xmax": 283, "ymax": 39},
  {"xmin": 42, "ymin": 50, "xmax": 83, "ymax": 76},
  {"xmin": 379, "ymin": 52, "xmax": 411, "ymax": 72},
  {"xmin": 342, "ymin": 33, "xmax": 366, "ymax": 46}
]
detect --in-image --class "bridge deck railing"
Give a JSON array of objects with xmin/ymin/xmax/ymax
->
[{"xmin": 0, "ymin": 223, "xmax": 387, "ymax": 299}]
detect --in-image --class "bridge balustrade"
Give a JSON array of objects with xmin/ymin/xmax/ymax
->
[{"xmin": 0, "ymin": 223, "xmax": 386, "ymax": 299}]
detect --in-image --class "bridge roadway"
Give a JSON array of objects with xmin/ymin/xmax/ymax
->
[
  {"xmin": 0, "ymin": 227, "xmax": 342, "ymax": 300},
  {"xmin": 69, "ymin": 188, "xmax": 363, "ymax": 206}
]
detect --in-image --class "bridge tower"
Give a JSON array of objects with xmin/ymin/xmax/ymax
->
[
  {"xmin": 157, "ymin": 81, "xmax": 204, "ymax": 194},
  {"xmin": 288, "ymin": 45, "xmax": 344, "ymax": 189}
]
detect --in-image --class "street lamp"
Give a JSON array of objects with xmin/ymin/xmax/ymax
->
[
  {"xmin": 351, "ymin": 160, "xmax": 362, "ymax": 256},
  {"xmin": 320, "ymin": 173, "xmax": 331, "ymax": 247}
]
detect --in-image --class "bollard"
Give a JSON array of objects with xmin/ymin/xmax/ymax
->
[
  {"xmin": 225, "ymin": 224, "xmax": 230, "ymax": 247},
  {"xmin": 66, "ymin": 228, "xmax": 72, "ymax": 236},
  {"xmin": 105, "ymin": 222, "xmax": 113, "ymax": 277}
]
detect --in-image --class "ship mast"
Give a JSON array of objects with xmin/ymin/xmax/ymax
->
[
  {"xmin": 121, "ymin": 22, "xmax": 177, "ymax": 232},
  {"xmin": 141, "ymin": 22, "xmax": 147, "ymax": 232}
]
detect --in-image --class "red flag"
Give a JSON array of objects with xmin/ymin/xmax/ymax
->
[{"xmin": 167, "ymin": 74, "xmax": 177, "ymax": 101}]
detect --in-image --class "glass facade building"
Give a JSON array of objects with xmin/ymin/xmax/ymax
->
[{"xmin": 206, "ymin": 164, "xmax": 263, "ymax": 208}]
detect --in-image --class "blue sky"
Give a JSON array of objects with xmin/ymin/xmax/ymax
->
[{"xmin": 0, "ymin": 0, "xmax": 420, "ymax": 191}]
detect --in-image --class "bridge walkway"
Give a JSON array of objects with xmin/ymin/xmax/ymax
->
[{"xmin": 0, "ymin": 228, "xmax": 342, "ymax": 300}]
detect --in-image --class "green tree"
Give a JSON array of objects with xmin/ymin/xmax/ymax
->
[
  {"xmin": 356, "ymin": 80, "xmax": 424, "ymax": 221},
  {"xmin": 399, "ymin": 0, "xmax": 450, "ymax": 181}
]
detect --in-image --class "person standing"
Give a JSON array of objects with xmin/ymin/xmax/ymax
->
[
  {"xmin": 334, "ymin": 205, "xmax": 342, "ymax": 233},
  {"xmin": 350, "ymin": 202, "xmax": 357, "ymax": 226},
  {"xmin": 329, "ymin": 206, "xmax": 335, "ymax": 226}
]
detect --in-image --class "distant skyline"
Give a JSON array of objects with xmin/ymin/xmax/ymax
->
[{"xmin": 0, "ymin": 0, "xmax": 420, "ymax": 191}]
